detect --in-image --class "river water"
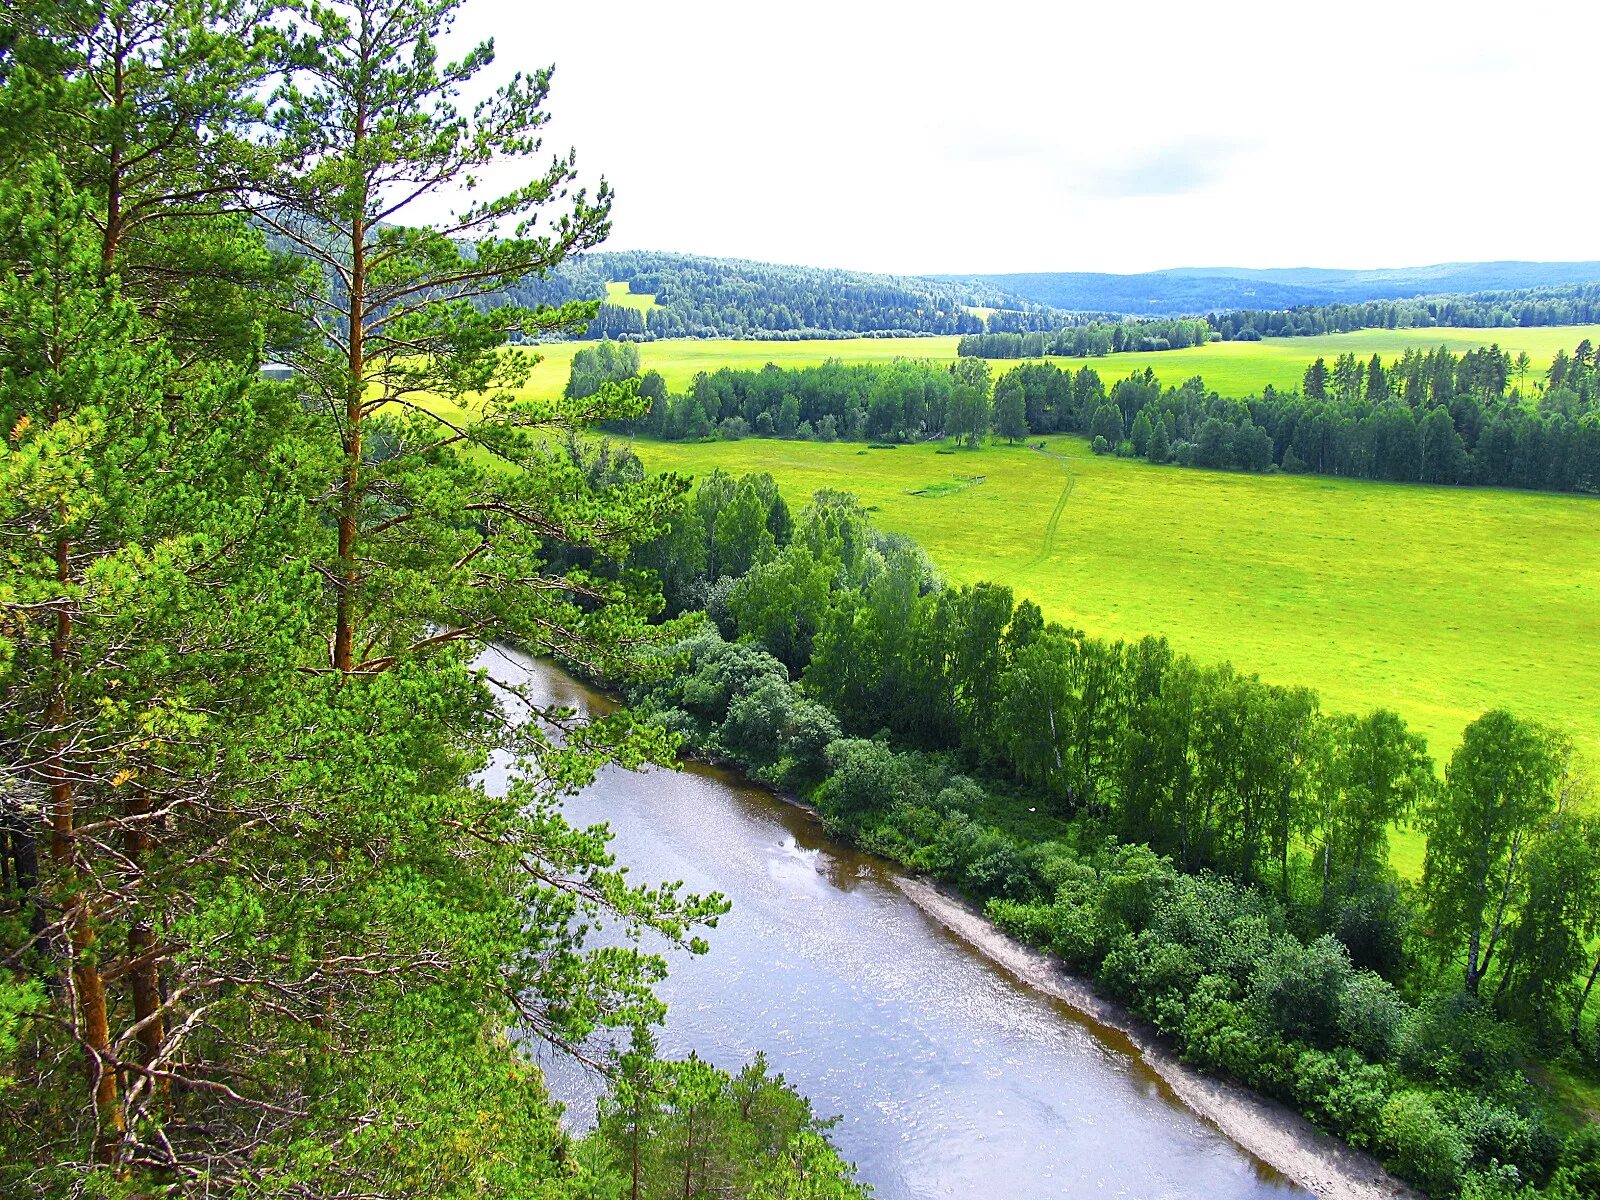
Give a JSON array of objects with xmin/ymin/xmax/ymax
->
[{"xmin": 483, "ymin": 647, "xmax": 1304, "ymax": 1200}]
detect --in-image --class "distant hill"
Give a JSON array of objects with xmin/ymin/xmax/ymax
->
[
  {"xmin": 928, "ymin": 261, "xmax": 1600, "ymax": 316},
  {"xmin": 501, "ymin": 250, "xmax": 1067, "ymax": 341},
  {"xmin": 270, "ymin": 227, "xmax": 1600, "ymax": 336}
]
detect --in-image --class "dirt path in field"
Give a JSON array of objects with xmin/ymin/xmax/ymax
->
[
  {"xmin": 896, "ymin": 875, "xmax": 1415, "ymax": 1200},
  {"xmin": 1030, "ymin": 444, "xmax": 1076, "ymax": 563}
]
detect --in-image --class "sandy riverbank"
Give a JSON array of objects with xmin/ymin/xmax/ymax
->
[{"xmin": 895, "ymin": 875, "xmax": 1415, "ymax": 1200}]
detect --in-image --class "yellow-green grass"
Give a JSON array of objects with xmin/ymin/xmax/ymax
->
[
  {"xmin": 603, "ymin": 281, "xmax": 661, "ymax": 312},
  {"xmin": 507, "ymin": 336, "xmax": 962, "ymax": 402},
  {"xmin": 1041, "ymin": 325, "xmax": 1600, "ymax": 396},
  {"xmin": 635, "ymin": 436, "xmax": 1600, "ymax": 776},
  {"xmin": 502, "ymin": 325, "xmax": 1600, "ymax": 408}
]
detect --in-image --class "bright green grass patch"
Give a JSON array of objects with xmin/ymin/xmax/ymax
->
[
  {"xmin": 604, "ymin": 281, "xmax": 661, "ymax": 312},
  {"xmin": 1040, "ymin": 325, "xmax": 1600, "ymax": 396},
  {"xmin": 506, "ymin": 336, "xmax": 962, "ymax": 402},
  {"xmin": 636, "ymin": 435, "xmax": 1600, "ymax": 773}
]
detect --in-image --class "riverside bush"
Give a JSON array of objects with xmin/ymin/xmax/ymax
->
[
  {"xmin": 1383, "ymin": 1091, "xmax": 1471, "ymax": 1196},
  {"xmin": 628, "ymin": 601, "xmax": 1594, "ymax": 1199}
]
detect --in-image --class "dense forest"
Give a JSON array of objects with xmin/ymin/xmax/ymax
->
[
  {"xmin": 957, "ymin": 318, "xmax": 1213, "ymax": 358},
  {"xmin": 1211, "ymin": 284, "xmax": 1600, "ymax": 340},
  {"xmin": 489, "ymin": 250, "xmax": 1067, "ymax": 340},
  {"xmin": 0, "ymin": 2, "xmax": 868, "ymax": 1197},
  {"xmin": 623, "ymin": 469, "xmax": 1600, "ymax": 1200},
  {"xmin": 581, "ymin": 339, "xmax": 1600, "ymax": 493}
]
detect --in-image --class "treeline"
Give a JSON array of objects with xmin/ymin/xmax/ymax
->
[
  {"xmin": 0, "ymin": 2, "xmax": 868, "ymax": 1198},
  {"xmin": 957, "ymin": 317, "xmax": 1214, "ymax": 359},
  {"xmin": 580, "ymin": 336, "xmax": 1600, "ymax": 493},
  {"xmin": 1042, "ymin": 344, "xmax": 1600, "ymax": 491},
  {"xmin": 627, "ymin": 473, "xmax": 1600, "ymax": 1200},
  {"xmin": 577, "ymin": 350, "xmax": 1008, "ymax": 445},
  {"xmin": 1212, "ymin": 283, "xmax": 1600, "ymax": 340}
]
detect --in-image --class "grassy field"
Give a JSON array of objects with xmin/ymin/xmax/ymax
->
[
  {"xmin": 603, "ymin": 281, "xmax": 661, "ymax": 312},
  {"xmin": 1046, "ymin": 325, "xmax": 1600, "ymax": 396},
  {"xmin": 511, "ymin": 335, "xmax": 962, "ymax": 400},
  {"xmin": 507, "ymin": 325, "xmax": 1600, "ymax": 405},
  {"xmin": 635, "ymin": 436, "xmax": 1600, "ymax": 860}
]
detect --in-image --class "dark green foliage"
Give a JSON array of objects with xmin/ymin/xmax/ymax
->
[
  {"xmin": 1398, "ymin": 991, "xmax": 1525, "ymax": 1090},
  {"xmin": 816, "ymin": 739, "xmax": 924, "ymax": 820},
  {"xmin": 1212, "ymin": 282, "xmax": 1600, "ymax": 341},
  {"xmin": 957, "ymin": 318, "xmax": 1212, "ymax": 359},
  {"xmin": 582, "ymin": 250, "xmax": 1016, "ymax": 339},
  {"xmin": 567, "ymin": 339, "xmax": 642, "ymax": 398}
]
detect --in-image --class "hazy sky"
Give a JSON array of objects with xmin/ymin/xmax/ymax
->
[{"xmin": 445, "ymin": 0, "xmax": 1600, "ymax": 276}]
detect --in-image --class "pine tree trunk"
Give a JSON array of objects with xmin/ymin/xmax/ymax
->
[
  {"xmin": 333, "ymin": 94, "xmax": 369, "ymax": 675},
  {"xmin": 47, "ymin": 533, "xmax": 124, "ymax": 1163}
]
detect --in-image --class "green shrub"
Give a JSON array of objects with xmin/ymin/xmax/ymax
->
[
  {"xmin": 1443, "ymin": 1095, "xmax": 1560, "ymax": 1181},
  {"xmin": 1290, "ymin": 1047, "xmax": 1392, "ymax": 1146},
  {"xmin": 1382, "ymin": 1090, "xmax": 1469, "ymax": 1197},
  {"xmin": 1101, "ymin": 930, "xmax": 1200, "ymax": 1035},
  {"xmin": 1249, "ymin": 934, "xmax": 1353, "ymax": 1048},
  {"xmin": 1094, "ymin": 841, "xmax": 1178, "ymax": 935},
  {"xmin": 1399, "ymin": 991, "xmax": 1524, "ymax": 1091},
  {"xmin": 1556, "ymin": 1124, "xmax": 1600, "ymax": 1198},
  {"xmin": 1331, "ymin": 881, "xmax": 1411, "ymax": 980},
  {"xmin": 987, "ymin": 898, "xmax": 1055, "ymax": 946},
  {"xmin": 1337, "ymin": 969, "xmax": 1408, "ymax": 1062},
  {"xmin": 815, "ymin": 738, "xmax": 923, "ymax": 820}
]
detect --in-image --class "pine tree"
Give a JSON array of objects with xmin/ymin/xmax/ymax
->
[
  {"xmin": 1130, "ymin": 409, "xmax": 1153, "ymax": 456},
  {"xmin": 1146, "ymin": 418, "xmax": 1171, "ymax": 464}
]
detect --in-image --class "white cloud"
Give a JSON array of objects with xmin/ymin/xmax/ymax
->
[{"xmin": 432, "ymin": 0, "xmax": 1600, "ymax": 274}]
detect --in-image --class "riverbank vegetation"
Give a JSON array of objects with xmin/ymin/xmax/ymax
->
[
  {"xmin": 0, "ymin": 2, "xmax": 867, "ymax": 1196},
  {"xmin": 621, "ymin": 468, "xmax": 1600, "ymax": 1198}
]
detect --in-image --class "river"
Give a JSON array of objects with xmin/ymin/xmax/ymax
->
[{"xmin": 482, "ymin": 647, "xmax": 1306, "ymax": 1200}]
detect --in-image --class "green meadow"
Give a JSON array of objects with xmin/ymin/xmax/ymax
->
[
  {"xmin": 635, "ymin": 435, "xmax": 1600, "ymax": 853},
  {"xmin": 603, "ymin": 280, "xmax": 660, "ymax": 312},
  {"xmin": 507, "ymin": 323, "xmax": 1600, "ymax": 404},
  {"xmin": 510, "ymin": 334, "xmax": 964, "ymax": 399},
  {"xmin": 1046, "ymin": 325, "xmax": 1600, "ymax": 395}
]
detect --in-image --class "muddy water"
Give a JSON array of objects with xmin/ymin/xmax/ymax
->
[{"xmin": 484, "ymin": 647, "xmax": 1304, "ymax": 1200}]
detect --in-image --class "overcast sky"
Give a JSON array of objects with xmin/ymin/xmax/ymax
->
[{"xmin": 445, "ymin": 0, "xmax": 1600, "ymax": 276}]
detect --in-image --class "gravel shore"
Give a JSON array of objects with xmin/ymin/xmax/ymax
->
[{"xmin": 894, "ymin": 875, "xmax": 1415, "ymax": 1200}]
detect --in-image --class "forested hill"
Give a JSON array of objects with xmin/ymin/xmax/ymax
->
[
  {"xmin": 933, "ymin": 261, "xmax": 1600, "ymax": 315},
  {"xmin": 283, "ymin": 238, "xmax": 1600, "ymax": 338},
  {"xmin": 499, "ymin": 250, "xmax": 1072, "ymax": 340}
]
